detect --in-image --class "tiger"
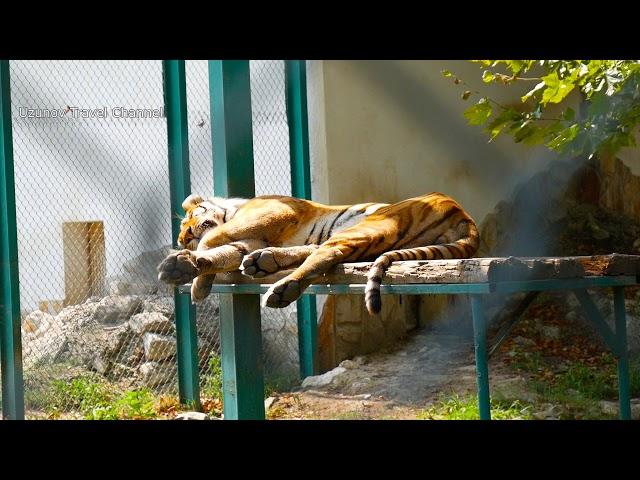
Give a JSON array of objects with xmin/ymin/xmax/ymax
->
[{"xmin": 157, "ymin": 192, "xmax": 480, "ymax": 315}]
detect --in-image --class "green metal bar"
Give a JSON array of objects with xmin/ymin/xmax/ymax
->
[
  {"xmin": 572, "ymin": 289, "xmax": 619, "ymax": 356},
  {"xmin": 179, "ymin": 282, "xmax": 493, "ymax": 295},
  {"xmin": 470, "ymin": 295, "xmax": 491, "ymax": 420},
  {"xmin": 162, "ymin": 60, "xmax": 200, "ymax": 409},
  {"xmin": 491, "ymin": 276, "xmax": 637, "ymax": 294},
  {"xmin": 285, "ymin": 59, "xmax": 317, "ymax": 379},
  {"xmin": 0, "ymin": 60, "xmax": 24, "ymax": 420},
  {"xmin": 613, "ymin": 286, "xmax": 631, "ymax": 420},
  {"xmin": 209, "ymin": 60, "xmax": 264, "ymax": 420}
]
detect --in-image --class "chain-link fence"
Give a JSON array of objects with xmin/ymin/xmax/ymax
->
[{"xmin": 7, "ymin": 60, "xmax": 301, "ymax": 418}]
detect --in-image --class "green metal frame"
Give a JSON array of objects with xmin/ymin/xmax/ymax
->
[
  {"xmin": 285, "ymin": 60, "xmax": 318, "ymax": 379},
  {"xmin": 0, "ymin": 60, "xmax": 24, "ymax": 420},
  {"xmin": 209, "ymin": 60, "xmax": 265, "ymax": 420},
  {"xmin": 182, "ymin": 275, "xmax": 637, "ymax": 420},
  {"xmin": 162, "ymin": 60, "xmax": 200, "ymax": 409}
]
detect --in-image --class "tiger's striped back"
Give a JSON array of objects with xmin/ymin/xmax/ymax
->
[{"xmin": 320, "ymin": 192, "xmax": 479, "ymax": 314}]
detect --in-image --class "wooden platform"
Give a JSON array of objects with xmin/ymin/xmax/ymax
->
[{"xmin": 212, "ymin": 254, "xmax": 640, "ymax": 286}]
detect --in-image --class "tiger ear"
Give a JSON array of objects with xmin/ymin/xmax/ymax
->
[{"xmin": 182, "ymin": 194, "xmax": 204, "ymax": 212}]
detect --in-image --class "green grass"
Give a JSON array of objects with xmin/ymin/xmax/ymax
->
[
  {"xmin": 201, "ymin": 353, "xmax": 299, "ymax": 401},
  {"xmin": 201, "ymin": 354, "xmax": 223, "ymax": 400},
  {"xmin": 417, "ymin": 392, "xmax": 533, "ymax": 420},
  {"xmin": 527, "ymin": 357, "xmax": 640, "ymax": 419},
  {"xmin": 25, "ymin": 372, "xmax": 168, "ymax": 420}
]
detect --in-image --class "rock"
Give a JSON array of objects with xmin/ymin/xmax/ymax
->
[
  {"xmin": 533, "ymin": 403, "xmax": 560, "ymax": 420},
  {"xmin": 130, "ymin": 312, "xmax": 174, "ymax": 335},
  {"xmin": 143, "ymin": 333, "xmax": 177, "ymax": 361},
  {"xmin": 92, "ymin": 295, "xmax": 143, "ymax": 325},
  {"xmin": 65, "ymin": 320, "xmax": 138, "ymax": 375},
  {"xmin": 139, "ymin": 361, "xmax": 177, "ymax": 388},
  {"xmin": 301, "ymin": 367, "xmax": 347, "ymax": 389},
  {"xmin": 632, "ymin": 399, "xmax": 640, "ymax": 420},
  {"xmin": 339, "ymin": 359, "xmax": 359, "ymax": 370},
  {"xmin": 600, "ymin": 400, "xmax": 619, "ymax": 416},
  {"xmin": 109, "ymin": 280, "xmax": 158, "ymax": 296},
  {"xmin": 57, "ymin": 302, "xmax": 99, "ymax": 328},
  {"xmin": 22, "ymin": 321, "xmax": 68, "ymax": 370},
  {"xmin": 174, "ymin": 411, "xmax": 209, "ymax": 420},
  {"xmin": 541, "ymin": 326, "xmax": 561, "ymax": 340},
  {"xmin": 120, "ymin": 245, "xmax": 173, "ymax": 286},
  {"xmin": 264, "ymin": 397, "xmax": 277, "ymax": 410},
  {"xmin": 142, "ymin": 296, "xmax": 175, "ymax": 318},
  {"xmin": 565, "ymin": 311, "xmax": 578, "ymax": 322},
  {"xmin": 512, "ymin": 336, "xmax": 535, "ymax": 347},
  {"xmin": 22, "ymin": 311, "xmax": 55, "ymax": 336},
  {"xmin": 353, "ymin": 355, "xmax": 367, "ymax": 366}
]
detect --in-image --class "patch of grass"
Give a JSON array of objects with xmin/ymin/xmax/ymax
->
[
  {"xmin": 29, "ymin": 372, "xmax": 175, "ymax": 420},
  {"xmin": 47, "ymin": 374, "xmax": 116, "ymax": 418},
  {"xmin": 526, "ymin": 357, "xmax": 640, "ymax": 419},
  {"xmin": 201, "ymin": 354, "xmax": 223, "ymax": 400},
  {"xmin": 417, "ymin": 392, "xmax": 533, "ymax": 420},
  {"xmin": 264, "ymin": 376, "xmax": 298, "ymax": 398},
  {"xmin": 511, "ymin": 351, "xmax": 547, "ymax": 374}
]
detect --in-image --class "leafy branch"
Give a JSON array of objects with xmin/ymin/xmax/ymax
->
[{"xmin": 444, "ymin": 60, "xmax": 640, "ymax": 158}]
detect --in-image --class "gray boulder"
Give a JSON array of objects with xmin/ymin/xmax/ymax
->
[
  {"xmin": 130, "ymin": 312, "xmax": 175, "ymax": 335},
  {"xmin": 92, "ymin": 295, "xmax": 143, "ymax": 325},
  {"xmin": 139, "ymin": 361, "xmax": 177, "ymax": 388},
  {"xmin": 143, "ymin": 333, "xmax": 177, "ymax": 361}
]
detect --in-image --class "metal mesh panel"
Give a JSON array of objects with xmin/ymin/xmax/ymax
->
[
  {"xmin": 185, "ymin": 60, "xmax": 300, "ymax": 389},
  {"xmin": 8, "ymin": 60, "xmax": 301, "ymax": 418},
  {"xmin": 184, "ymin": 60, "xmax": 221, "ymax": 393},
  {"xmin": 10, "ymin": 60, "xmax": 179, "ymax": 418},
  {"xmin": 251, "ymin": 60, "xmax": 299, "ymax": 386}
]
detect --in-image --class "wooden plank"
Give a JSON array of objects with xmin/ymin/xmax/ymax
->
[{"xmin": 211, "ymin": 255, "xmax": 640, "ymax": 286}]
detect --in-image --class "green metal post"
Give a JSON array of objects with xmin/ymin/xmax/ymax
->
[
  {"xmin": 285, "ymin": 60, "xmax": 318, "ymax": 379},
  {"xmin": 613, "ymin": 286, "xmax": 631, "ymax": 420},
  {"xmin": 163, "ymin": 60, "xmax": 200, "ymax": 410},
  {"xmin": 470, "ymin": 295, "xmax": 491, "ymax": 420},
  {"xmin": 0, "ymin": 60, "xmax": 24, "ymax": 420},
  {"xmin": 209, "ymin": 60, "xmax": 265, "ymax": 420}
]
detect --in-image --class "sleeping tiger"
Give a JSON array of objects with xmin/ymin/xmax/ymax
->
[{"xmin": 157, "ymin": 192, "xmax": 479, "ymax": 315}]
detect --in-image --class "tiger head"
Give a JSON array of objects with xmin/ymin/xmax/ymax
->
[{"xmin": 177, "ymin": 194, "xmax": 246, "ymax": 249}]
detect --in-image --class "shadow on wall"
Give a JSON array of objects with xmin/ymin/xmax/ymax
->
[{"xmin": 331, "ymin": 60, "xmax": 557, "ymax": 220}]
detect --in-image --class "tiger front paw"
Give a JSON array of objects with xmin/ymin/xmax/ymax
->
[
  {"xmin": 263, "ymin": 277, "xmax": 302, "ymax": 308},
  {"xmin": 157, "ymin": 249, "xmax": 200, "ymax": 285},
  {"xmin": 240, "ymin": 248, "xmax": 281, "ymax": 278}
]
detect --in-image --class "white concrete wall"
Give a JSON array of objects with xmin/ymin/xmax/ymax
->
[{"xmin": 307, "ymin": 60, "xmax": 565, "ymax": 221}]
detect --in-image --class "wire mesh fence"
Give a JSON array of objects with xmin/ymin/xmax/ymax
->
[{"xmin": 6, "ymin": 60, "xmax": 301, "ymax": 418}]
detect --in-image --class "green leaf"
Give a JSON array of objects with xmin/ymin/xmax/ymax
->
[
  {"xmin": 521, "ymin": 81, "xmax": 546, "ymax": 103},
  {"xmin": 464, "ymin": 98, "xmax": 493, "ymax": 126},
  {"xmin": 541, "ymin": 72, "xmax": 575, "ymax": 104},
  {"xmin": 547, "ymin": 123, "xmax": 580, "ymax": 150},
  {"xmin": 441, "ymin": 70, "xmax": 453, "ymax": 77},
  {"xmin": 505, "ymin": 60, "xmax": 525, "ymax": 75},
  {"xmin": 484, "ymin": 109, "xmax": 522, "ymax": 141},
  {"xmin": 482, "ymin": 71, "xmax": 496, "ymax": 83}
]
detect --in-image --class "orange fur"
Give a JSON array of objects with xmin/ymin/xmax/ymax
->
[{"xmin": 159, "ymin": 192, "xmax": 479, "ymax": 314}]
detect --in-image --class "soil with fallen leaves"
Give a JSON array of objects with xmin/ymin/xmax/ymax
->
[{"xmin": 266, "ymin": 289, "xmax": 640, "ymax": 420}]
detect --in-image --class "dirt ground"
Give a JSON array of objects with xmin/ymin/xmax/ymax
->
[{"xmin": 266, "ymin": 290, "xmax": 640, "ymax": 420}]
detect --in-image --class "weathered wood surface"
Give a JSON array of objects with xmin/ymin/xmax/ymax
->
[{"xmin": 213, "ymin": 254, "xmax": 640, "ymax": 286}]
